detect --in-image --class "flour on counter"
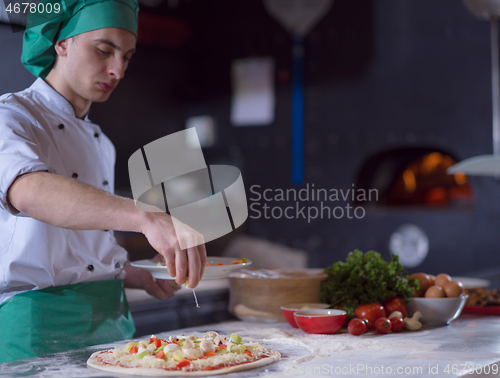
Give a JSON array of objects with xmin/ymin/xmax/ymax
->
[{"xmin": 222, "ymin": 324, "xmax": 441, "ymax": 375}]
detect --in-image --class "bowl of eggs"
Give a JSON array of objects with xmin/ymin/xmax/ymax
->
[{"xmin": 407, "ymin": 272, "xmax": 468, "ymax": 326}]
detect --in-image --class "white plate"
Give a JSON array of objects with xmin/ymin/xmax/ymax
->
[
  {"xmin": 452, "ymin": 276, "xmax": 491, "ymax": 289},
  {"xmin": 130, "ymin": 257, "xmax": 252, "ymax": 280}
]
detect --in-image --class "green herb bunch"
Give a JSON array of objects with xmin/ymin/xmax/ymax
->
[{"xmin": 320, "ymin": 250, "xmax": 418, "ymax": 319}]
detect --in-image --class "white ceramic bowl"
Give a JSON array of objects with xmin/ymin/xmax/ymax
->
[{"xmin": 406, "ymin": 295, "xmax": 468, "ymax": 326}]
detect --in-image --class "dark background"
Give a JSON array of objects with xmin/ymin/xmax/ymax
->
[{"xmin": 2, "ymin": 0, "xmax": 499, "ymax": 277}]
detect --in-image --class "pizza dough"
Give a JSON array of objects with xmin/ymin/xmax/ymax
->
[{"xmin": 87, "ymin": 332, "xmax": 281, "ymax": 376}]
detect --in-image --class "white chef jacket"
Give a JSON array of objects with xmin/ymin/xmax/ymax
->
[{"xmin": 0, "ymin": 78, "xmax": 128, "ymax": 304}]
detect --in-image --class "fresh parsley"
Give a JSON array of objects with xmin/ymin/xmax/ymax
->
[{"xmin": 320, "ymin": 250, "xmax": 418, "ymax": 319}]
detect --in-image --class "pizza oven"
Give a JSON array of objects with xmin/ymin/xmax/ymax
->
[{"xmin": 354, "ymin": 147, "xmax": 473, "ymax": 208}]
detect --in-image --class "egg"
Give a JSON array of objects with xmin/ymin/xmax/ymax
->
[
  {"xmin": 411, "ymin": 273, "xmax": 431, "ymax": 296},
  {"xmin": 434, "ymin": 273, "xmax": 452, "ymax": 287},
  {"xmin": 443, "ymin": 280, "xmax": 464, "ymax": 298},
  {"xmin": 425, "ymin": 285, "xmax": 445, "ymax": 298}
]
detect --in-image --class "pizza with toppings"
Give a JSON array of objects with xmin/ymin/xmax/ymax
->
[{"xmin": 87, "ymin": 331, "xmax": 281, "ymax": 376}]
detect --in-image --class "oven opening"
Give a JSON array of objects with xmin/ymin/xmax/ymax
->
[{"xmin": 354, "ymin": 147, "xmax": 473, "ymax": 207}]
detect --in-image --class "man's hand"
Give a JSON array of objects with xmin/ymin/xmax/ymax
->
[
  {"xmin": 123, "ymin": 263, "xmax": 180, "ymax": 300},
  {"xmin": 140, "ymin": 211, "xmax": 207, "ymax": 289}
]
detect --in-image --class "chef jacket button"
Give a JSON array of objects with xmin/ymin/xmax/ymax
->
[
  {"xmin": 58, "ymin": 124, "xmax": 64, "ymax": 130},
  {"xmin": 115, "ymin": 262, "xmax": 121, "ymax": 269},
  {"xmin": 72, "ymin": 173, "xmax": 78, "ymax": 179},
  {"xmin": 94, "ymin": 132, "xmax": 99, "ymax": 138},
  {"xmin": 87, "ymin": 264, "xmax": 94, "ymax": 271},
  {"xmin": 103, "ymin": 180, "xmax": 109, "ymax": 186}
]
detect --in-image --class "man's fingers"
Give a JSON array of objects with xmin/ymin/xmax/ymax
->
[
  {"xmin": 197, "ymin": 243, "xmax": 207, "ymax": 281},
  {"xmin": 156, "ymin": 279, "xmax": 181, "ymax": 295},
  {"xmin": 174, "ymin": 246, "xmax": 188, "ymax": 285},
  {"xmin": 186, "ymin": 246, "xmax": 202, "ymax": 288},
  {"xmin": 164, "ymin": 247, "xmax": 176, "ymax": 280},
  {"xmin": 146, "ymin": 279, "xmax": 179, "ymax": 300}
]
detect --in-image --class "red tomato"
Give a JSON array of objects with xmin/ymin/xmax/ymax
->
[
  {"xmin": 390, "ymin": 316, "xmax": 404, "ymax": 332},
  {"xmin": 176, "ymin": 359, "xmax": 191, "ymax": 368},
  {"xmin": 383, "ymin": 296, "xmax": 408, "ymax": 318},
  {"xmin": 354, "ymin": 303, "xmax": 386, "ymax": 329},
  {"xmin": 375, "ymin": 317, "xmax": 392, "ymax": 334},
  {"xmin": 348, "ymin": 318, "xmax": 367, "ymax": 336}
]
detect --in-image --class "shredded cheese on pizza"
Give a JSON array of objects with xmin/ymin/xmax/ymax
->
[{"xmin": 89, "ymin": 332, "xmax": 280, "ymax": 374}]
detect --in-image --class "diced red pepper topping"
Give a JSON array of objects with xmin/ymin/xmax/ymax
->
[
  {"xmin": 150, "ymin": 336, "xmax": 158, "ymax": 343},
  {"xmin": 156, "ymin": 351, "xmax": 165, "ymax": 359},
  {"xmin": 176, "ymin": 359, "xmax": 191, "ymax": 369},
  {"xmin": 204, "ymin": 351, "xmax": 216, "ymax": 357},
  {"xmin": 231, "ymin": 260, "xmax": 243, "ymax": 265},
  {"xmin": 154, "ymin": 339, "xmax": 162, "ymax": 348},
  {"xmin": 217, "ymin": 263, "xmax": 224, "ymax": 266},
  {"xmin": 172, "ymin": 340, "xmax": 180, "ymax": 346},
  {"xmin": 244, "ymin": 349, "xmax": 253, "ymax": 357},
  {"xmin": 129, "ymin": 346, "xmax": 138, "ymax": 354}
]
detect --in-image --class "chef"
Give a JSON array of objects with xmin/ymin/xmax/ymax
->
[{"xmin": 0, "ymin": 0, "xmax": 206, "ymax": 363}]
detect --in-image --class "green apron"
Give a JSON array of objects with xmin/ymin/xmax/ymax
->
[{"xmin": 0, "ymin": 280, "xmax": 136, "ymax": 363}]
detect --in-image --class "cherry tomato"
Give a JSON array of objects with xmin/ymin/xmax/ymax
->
[
  {"xmin": 390, "ymin": 316, "xmax": 404, "ymax": 332},
  {"xmin": 348, "ymin": 318, "xmax": 367, "ymax": 336},
  {"xmin": 354, "ymin": 303, "xmax": 386, "ymax": 329},
  {"xmin": 383, "ymin": 296, "xmax": 408, "ymax": 318},
  {"xmin": 375, "ymin": 317, "xmax": 392, "ymax": 334}
]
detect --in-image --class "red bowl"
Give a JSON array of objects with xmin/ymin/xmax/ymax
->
[
  {"xmin": 294, "ymin": 309, "xmax": 347, "ymax": 334},
  {"xmin": 280, "ymin": 303, "xmax": 330, "ymax": 328}
]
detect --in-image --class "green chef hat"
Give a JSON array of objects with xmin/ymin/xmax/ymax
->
[{"xmin": 21, "ymin": 0, "xmax": 139, "ymax": 78}]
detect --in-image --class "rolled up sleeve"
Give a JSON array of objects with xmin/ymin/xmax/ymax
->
[{"xmin": 0, "ymin": 104, "xmax": 51, "ymax": 215}]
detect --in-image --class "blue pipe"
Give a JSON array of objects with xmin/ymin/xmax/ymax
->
[{"xmin": 292, "ymin": 35, "xmax": 305, "ymax": 186}]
